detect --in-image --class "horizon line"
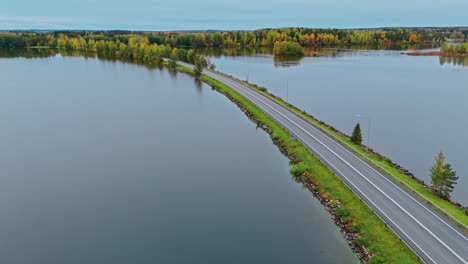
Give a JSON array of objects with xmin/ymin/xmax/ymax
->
[{"xmin": 1, "ymin": 25, "xmax": 468, "ymax": 33}]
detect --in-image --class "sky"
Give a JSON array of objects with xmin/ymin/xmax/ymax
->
[{"xmin": 1, "ymin": 0, "xmax": 467, "ymax": 30}]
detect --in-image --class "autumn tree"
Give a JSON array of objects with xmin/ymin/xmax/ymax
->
[
  {"xmin": 194, "ymin": 56, "xmax": 205, "ymax": 76},
  {"xmin": 57, "ymin": 38, "xmax": 67, "ymax": 49},
  {"xmin": 430, "ymin": 152, "xmax": 458, "ymax": 200},
  {"xmin": 186, "ymin": 49, "xmax": 196, "ymax": 64},
  {"xmin": 0, "ymin": 28, "xmax": 456, "ymax": 50},
  {"xmin": 170, "ymin": 47, "xmax": 179, "ymax": 60},
  {"xmin": 350, "ymin": 123, "xmax": 362, "ymax": 145}
]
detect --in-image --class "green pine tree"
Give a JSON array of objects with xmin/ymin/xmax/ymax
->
[
  {"xmin": 430, "ymin": 152, "xmax": 458, "ymax": 200},
  {"xmin": 350, "ymin": 123, "xmax": 362, "ymax": 145}
]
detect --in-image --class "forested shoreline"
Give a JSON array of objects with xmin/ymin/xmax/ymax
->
[
  {"xmin": 1, "ymin": 27, "xmax": 467, "ymax": 58},
  {"xmin": 1, "ymin": 27, "xmax": 467, "ymax": 49}
]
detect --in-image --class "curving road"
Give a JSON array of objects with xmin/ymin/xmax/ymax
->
[{"xmin": 176, "ymin": 61, "xmax": 468, "ymax": 264}]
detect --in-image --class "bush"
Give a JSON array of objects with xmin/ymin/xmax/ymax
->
[
  {"xmin": 383, "ymin": 157, "xmax": 392, "ymax": 164},
  {"xmin": 354, "ymin": 236, "xmax": 369, "ymax": 247},
  {"xmin": 290, "ymin": 162, "xmax": 308, "ymax": 177},
  {"xmin": 348, "ymin": 224, "xmax": 361, "ymax": 233},
  {"xmin": 335, "ymin": 207, "xmax": 350, "ymax": 218}
]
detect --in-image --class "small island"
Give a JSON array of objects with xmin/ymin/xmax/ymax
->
[
  {"xmin": 406, "ymin": 42, "xmax": 468, "ymax": 56},
  {"xmin": 273, "ymin": 41, "xmax": 305, "ymax": 56}
]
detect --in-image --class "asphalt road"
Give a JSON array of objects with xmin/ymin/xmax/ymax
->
[{"xmin": 176, "ymin": 61, "xmax": 468, "ymax": 264}]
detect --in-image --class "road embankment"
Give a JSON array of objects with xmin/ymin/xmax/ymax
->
[{"xmin": 171, "ymin": 62, "xmax": 422, "ymax": 264}]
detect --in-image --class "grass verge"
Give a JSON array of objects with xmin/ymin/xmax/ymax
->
[
  {"xmin": 174, "ymin": 63, "xmax": 421, "ymax": 264},
  {"xmin": 216, "ymin": 71, "xmax": 468, "ymax": 230}
]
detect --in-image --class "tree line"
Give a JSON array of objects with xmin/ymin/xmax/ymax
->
[
  {"xmin": 55, "ymin": 35, "xmax": 210, "ymax": 70},
  {"xmin": 1, "ymin": 27, "xmax": 465, "ymax": 51}
]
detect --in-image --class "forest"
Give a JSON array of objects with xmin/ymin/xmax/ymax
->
[
  {"xmin": 0, "ymin": 27, "xmax": 466, "ymax": 62},
  {"xmin": 1, "ymin": 27, "xmax": 466, "ymax": 50}
]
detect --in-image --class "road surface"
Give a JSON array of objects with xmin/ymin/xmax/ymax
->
[{"xmin": 177, "ymin": 61, "xmax": 468, "ymax": 264}]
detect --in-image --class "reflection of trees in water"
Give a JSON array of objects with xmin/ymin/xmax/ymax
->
[
  {"xmin": 58, "ymin": 49, "xmax": 89, "ymax": 58},
  {"xmin": 194, "ymin": 78, "xmax": 203, "ymax": 94},
  {"xmin": 0, "ymin": 48, "xmax": 166, "ymax": 70},
  {"xmin": 167, "ymin": 66, "xmax": 178, "ymax": 80},
  {"xmin": 204, "ymin": 44, "xmax": 442, "ymax": 68},
  {"xmin": 202, "ymin": 47, "xmax": 274, "ymax": 58},
  {"xmin": 273, "ymin": 56, "xmax": 303, "ymax": 67},
  {"xmin": 59, "ymin": 50, "xmax": 168, "ymax": 71},
  {"xmin": 0, "ymin": 48, "xmax": 57, "ymax": 58},
  {"xmin": 202, "ymin": 43, "xmax": 440, "ymax": 58},
  {"xmin": 439, "ymin": 56, "xmax": 468, "ymax": 67}
]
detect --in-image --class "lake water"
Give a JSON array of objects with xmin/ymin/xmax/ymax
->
[
  {"xmin": 206, "ymin": 48, "xmax": 468, "ymax": 204},
  {"xmin": 0, "ymin": 52, "xmax": 357, "ymax": 264}
]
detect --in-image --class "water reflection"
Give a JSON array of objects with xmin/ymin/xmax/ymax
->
[
  {"xmin": 167, "ymin": 66, "xmax": 178, "ymax": 79},
  {"xmin": 201, "ymin": 44, "xmax": 466, "ymax": 68},
  {"xmin": 0, "ymin": 48, "xmax": 57, "ymax": 58},
  {"xmin": 202, "ymin": 47, "xmax": 274, "ymax": 58},
  {"xmin": 273, "ymin": 55, "xmax": 303, "ymax": 67},
  {"xmin": 194, "ymin": 78, "xmax": 203, "ymax": 93},
  {"xmin": 201, "ymin": 44, "xmax": 440, "ymax": 59},
  {"xmin": 1, "ymin": 45, "xmax": 463, "ymax": 69},
  {"xmin": 440, "ymin": 55, "xmax": 468, "ymax": 66},
  {"xmin": 56, "ymin": 49, "xmax": 170, "ymax": 70}
]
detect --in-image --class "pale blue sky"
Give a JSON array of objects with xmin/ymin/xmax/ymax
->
[{"xmin": 1, "ymin": 0, "xmax": 467, "ymax": 30}]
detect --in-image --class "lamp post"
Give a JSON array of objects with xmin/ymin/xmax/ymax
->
[{"xmin": 355, "ymin": 114, "xmax": 371, "ymax": 153}]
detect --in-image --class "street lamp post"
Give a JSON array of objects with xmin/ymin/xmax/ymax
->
[{"xmin": 355, "ymin": 114, "xmax": 371, "ymax": 153}]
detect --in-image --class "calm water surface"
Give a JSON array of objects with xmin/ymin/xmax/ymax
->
[
  {"xmin": 207, "ymin": 48, "xmax": 468, "ymax": 204},
  {"xmin": 0, "ymin": 54, "xmax": 357, "ymax": 264}
]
